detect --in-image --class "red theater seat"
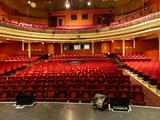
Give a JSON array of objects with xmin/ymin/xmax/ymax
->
[
  {"xmin": 120, "ymin": 84, "xmax": 131, "ymax": 92},
  {"xmin": 35, "ymin": 90, "xmax": 44, "ymax": 101},
  {"xmin": 45, "ymin": 90, "xmax": 56, "ymax": 101},
  {"xmin": 118, "ymin": 91, "xmax": 130, "ymax": 100},
  {"xmin": 68, "ymin": 90, "xmax": 79, "ymax": 102},
  {"xmin": 105, "ymin": 90, "xmax": 116, "ymax": 100},
  {"xmin": 24, "ymin": 90, "xmax": 34, "ymax": 96},
  {"xmin": 0, "ymin": 91, "xmax": 10, "ymax": 101},
  {"xmin": 80, "ymin": 90, "xmax": 92, "ymax": 103},
  {"xmin": 56, "ymin": 90, "xmax": 67, "ymax": 102},
  {"xmin": 10, "ymin": 90, "xmax": 22, "ymax": 101}
]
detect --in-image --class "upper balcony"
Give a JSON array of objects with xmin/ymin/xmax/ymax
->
[{"xmin": 0, "ymin": 11, "xmax": 160, "ymax": 42}]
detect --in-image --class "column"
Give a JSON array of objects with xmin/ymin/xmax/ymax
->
[
  {"xmin": 28, "ymin": 42, "xmax": 31, "ymax": 58},
  {"xmin": 92, "ymin": 42, "xmax": 95, "ymax": 54},
  {"xmin": 60, "ymin": 43, "xmax": 63, "ymax": 54},
  {"xmin": 22, "ymin": 41, "xmax": 25, "ymax": 51},
  {"xmin": 158, "ymin": 34, "xmax": 160, "ymax": 61},
  {"xmin": 133, "ymin": 39, "xmax": 136, "ymax": 49},
  {"xmin": 122, "ymin": 40, "xmax": 125, "ymax": 56}
]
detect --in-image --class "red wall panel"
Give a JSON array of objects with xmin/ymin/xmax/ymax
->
[{"xmin": 135, "ymin": 38, "xmax": 159, "ymax": 61}]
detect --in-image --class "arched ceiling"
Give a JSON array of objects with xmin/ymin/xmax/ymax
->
[{"xmin": 0, "ymin": 0, "xmax": 148, "ymax": 17}]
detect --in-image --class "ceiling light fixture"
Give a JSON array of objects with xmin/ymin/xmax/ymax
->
[
  {"xmin": 30, "ymin": 2, "xmax": 37, "ymax": 8},
  {"xmin": 27, "ymin": 0, "xmax": 37, "ymax": 8},
  {"xmin": 65, "ymin": 0, "xmax": 70, "ymax": 9},
  {"xmin": 87, "ymin": 1, "xmax": 91, "ymax": 6},
  {"xmin": 48, "ymin": 0, "xmax": 51, "ymax": 4},
  {"xmin": 27, "ymin": 0, "xmax": 31, "ymax": 5}
]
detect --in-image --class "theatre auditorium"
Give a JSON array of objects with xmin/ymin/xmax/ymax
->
[{"xmin": 0, "ymin": 0, "xmax": 160, "ymax": 120}]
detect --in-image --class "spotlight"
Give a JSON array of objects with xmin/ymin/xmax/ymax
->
[{"xmin": 65, "ymin": 0, "xmax": 70, "ymax": 9}]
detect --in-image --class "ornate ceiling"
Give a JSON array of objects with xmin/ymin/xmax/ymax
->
[{"xmin": 0, "ymin": 0, "xmax": 147, "ymax": 17}]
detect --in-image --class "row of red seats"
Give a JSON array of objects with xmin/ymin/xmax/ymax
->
[
  {"xmin": 0, "ymin": 83, "xmax": 144, "ymax": 105},
  {"xmin": 46, "ymin": 59, "xmax": 108, "ymax": 62},
  {"xmin": 13, "ymin": 61, "xmax": 119, "ymax": 75},
  {"xmin": 56, "ymin": 25, "xmax": 102, "ymax": 30},
  {"xmin": 63, "ymin": 50, "xmax": 93, "ymax": 55},
  {"xmin": 125, "ymin": 61, "xmax": 160, "ymax": 80},
  {"xmin": 110, "ymin": 7, "xmax": 153, "ymax": 26},
  {"xmin": 0, "ymin": 62, "xmax": 27, "ymax": 75},
  {"xmin": 47, "ymin": 55, "xmax": 108, "ymax": 62},
  {"xmin": 1, "ymin": 73, "xmax": 129, "ymax": 80},
  {"xmin": 0, "ymin": 80, "xmax": 130, "ymax": 88},
  {"xmin": 125, "ymin": 61, "xmax": 160, "ymax": 88},
  {"xmin": 117, "ymin": 53, "xmax": 150, "ymax": 61},
  {"xmin": 49, "ymin": 54, "xmax": 105, "ymax": 58},
  {"xmin": 55, "ymin": 25, "xmax": 102, "ymax": 33},
  {"xmin": 0, "ymin": 19, "xmax": 48, "ymax": 30},
  {"xmin": 0, "ymin": 55, "xmax": 40, "ymax": 62},
  {"xmin": 55, "ymin": 29, "xmax": 99, "ymax": 34},
  {"xmin": 0, "ymin": 55, "xmax": 41, "ymax": 75},
  {"xmin": 0, "ymin": 18, "xmax": 102, "ymax": 33}
]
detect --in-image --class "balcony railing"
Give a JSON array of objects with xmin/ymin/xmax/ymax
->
[
  {"xmin": 109, "ymin": 11, "xmax": 160, "ymax": 30},
  {"xmin": 0, "ymin": 11, "xmax": 160, "ymax": 34}
]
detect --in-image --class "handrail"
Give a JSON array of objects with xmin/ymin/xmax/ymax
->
[
  {"xmin": 0, "ymin": 19, "xmax": 103, "ymax": 33},
  {"xmin": 109, "ymin": 11, "xmax": 160, "ymax": 30}
]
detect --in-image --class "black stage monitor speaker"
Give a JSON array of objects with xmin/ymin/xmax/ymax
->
[
  {"xmin": 92, "ymin": 94, "xmax": 108, "ymax": 110},
  {"xmin": 16, "ymin": 93, "xmax": 35, "ymax": 106},
  {"xmin": 110, "ymin": 97, "xmax": 130, "ymax": 111}
]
